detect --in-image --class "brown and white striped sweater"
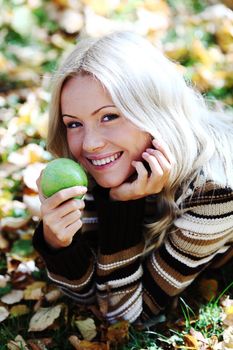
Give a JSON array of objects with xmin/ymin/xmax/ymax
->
[{"xmin": 33, "ymin": 179, "xmax": 233, "ymax": 323}]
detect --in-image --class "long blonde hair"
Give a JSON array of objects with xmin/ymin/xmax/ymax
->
[{"xmin": 47, "ymin": 31, "xmax": 233, "ymax": 249}]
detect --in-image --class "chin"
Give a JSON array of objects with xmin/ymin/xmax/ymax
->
[{"xmin": 95, "ymin": 177, "xmax": 126, "ymax": 189}]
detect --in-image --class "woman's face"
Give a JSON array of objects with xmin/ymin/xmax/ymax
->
[{"xmin": 61, "ymin": 74, "xmax": 152, "ymax": 188}]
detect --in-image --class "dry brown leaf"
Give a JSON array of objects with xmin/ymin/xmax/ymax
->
[
  {"xmin": 28, "ymin": 304, "xmax": 62, "ymax": 332},
  {"xmin": 106, "ymin": 320, "xmax": 129, "ymax": 344},
  {"xmin": 183, "ymin": 334, "xmax": 200, "ymax": 349},
  {"xmin": 0, "ymin": 233, "xmax": 10, "ymax": 250},
  {"xmin": 68, "ymin": 335, "xmax": 108, "ymax": 350},
  {"xmin": 75, "ymin": 317, "xmax": 97, "ymax": 341},
  {"xmin": 27, "ymin": 338, "xmax": 53, "ymax": 350}
]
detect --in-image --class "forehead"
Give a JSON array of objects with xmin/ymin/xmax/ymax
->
[{"xmin": 61, "ymin": 74, "xmax": 112, "ymax": 107}]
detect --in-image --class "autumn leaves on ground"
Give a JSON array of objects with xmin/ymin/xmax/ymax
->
[{"xmin": 0, "ymin": 0, "xmax": 233, "ymax": 349}]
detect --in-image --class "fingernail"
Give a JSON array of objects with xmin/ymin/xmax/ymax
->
[
  {"xmin": 77, "ymin": 186, "xmax": 87, "ymax": 192},
  {"xmin": 142, "ymin": 152, "xmax": 148, "ymax": 157}
]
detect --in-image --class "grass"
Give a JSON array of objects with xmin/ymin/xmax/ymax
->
[{"xmin": 1, "ymin": 265, "xmax": 232, "ymax": 349}]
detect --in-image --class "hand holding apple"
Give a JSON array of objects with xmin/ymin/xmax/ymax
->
[{"xmin": 37, "ymin": 158, "xmax": 88, "ymax": 249}]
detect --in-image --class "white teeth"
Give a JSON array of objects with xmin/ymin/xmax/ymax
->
[{"xmin": 91, "ymin": 153, "xmax": 121, "ymax": 166}]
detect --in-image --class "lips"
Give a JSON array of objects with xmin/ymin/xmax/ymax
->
[{"xmin": 87, "ymin": 152, "xmax": 123, "ymax": 166}]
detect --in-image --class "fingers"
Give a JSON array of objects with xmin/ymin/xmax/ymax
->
[
  {"xmin": 132, "ymin": 139, "xmax": 174, "ymax": 196},
  {"xmin": 143, "ymin": 149, "xmax": 171, "ymax": 175},
  {"xmin": 131, "ymin": 161, "xmax": 149, "ymax": 196},
  {"xmin": 40, "ymin": 185, "xmax": 87, "ymax": 249},
  {"xmin": 42, "ymin": 186, "xmax": 87, "ymax": 210},
  {"xmin": 152, "ymin": 139, "xmax": 175, "ymax": 165}
]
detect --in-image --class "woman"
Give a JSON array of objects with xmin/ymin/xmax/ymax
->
[{"xmin": 33, "ymin": 31, "xmax": 233, "ymax": 324}]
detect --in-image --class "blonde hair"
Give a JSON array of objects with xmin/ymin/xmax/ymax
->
[{"xmin": 47, "ymin": 31, "xmax": 233, "ymax": 250}]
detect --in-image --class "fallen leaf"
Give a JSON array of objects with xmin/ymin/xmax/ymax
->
[
  {"xmin": 183, "ymin": 334, "xmax": 199, "ymax": 349},
  {"xmin": 68, "ymin": 335, "xmax": 108, "ymax": 350},
  {"xmin": 7, "ymin": 335, "xmax": 29, "ymax": 349},
  {"xmin": 0, "ymin": 233, "xmax": 10, "ymax": 250},
  {"xmin": 28, "ymin": 304, "xmax": 63, "ymax": 332},
  {"xmin": 27, "ymin": 338, "xmax": 53, "ymax": 350},
  {"xmin": 45, "ymin": 288, "xmax": 62, "ymax": 303},
  {"xmin": 106, "ymin": 321, "xmax": 129, "ymax": 344},
  {"xmin": 223, "ymin": 326, "xmax": 233, "ymax": 348},
  {"xmin": 190, "ymin": 327, "xmax": 209, "ymax": 344},
  {"xmin": 223, "ymin": 313, "xmax": 233, "ymax": 326},
  {"xmin": 0, "ymin": 274, "xmax": 10, "ymax": 288},
  {"xmin": 22, "ymin": 162, "xmax": 46, "ymax": 192},
  {"xmin": 1, "ymin": 289, "xmax": 24, "ymax": 304},
  {"xmin": 10, "ymin": 304, "xmax": 30, "ymax": 317},
  {"xmin": 24, "ymin": 281, "xmax": 46, "ymax": 300},
  {"xmin": 0, "ymin": 306, "xmax": 9, "ymax": 322},
  {"xmin": 75, "ymin": 317, "xmax": 97, "ymax": 341},
  {"xmin": 1, "ymin": 215, "xmax": 31, "ymax": 230}
]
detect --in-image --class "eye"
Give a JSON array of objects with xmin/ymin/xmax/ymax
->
[
  {"xmin": 102, "ymin": 113, "xmax": 119, "ymax": 122},
  {"xmin": 65, "ymin": 121, "xmax": 82, "ymax": 129}
]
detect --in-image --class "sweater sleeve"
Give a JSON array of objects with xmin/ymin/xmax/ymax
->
[
  {"xmin": 142, "ymin": 184, "xmax": 233, "ymax": 320},
  {"xmin": 32, "ymin": 221, "xmax": 97, "ymax": 304},
  {"xmin": 93, "ymin": 186, "xmax": 146, "ymax": 323}
]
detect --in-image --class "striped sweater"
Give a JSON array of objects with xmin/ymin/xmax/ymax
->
[{"xmin": 33, "ymin": 179, "xmax": 233, "ymax": 323}]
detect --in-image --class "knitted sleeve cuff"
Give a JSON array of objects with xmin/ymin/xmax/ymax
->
[
  {"xmin": 92, "ymin": 186, "xmax": 145, "ymax": 254},
  {"xmin": 32, "ymin": 221, "xmax": 94, "ymax": 280}
]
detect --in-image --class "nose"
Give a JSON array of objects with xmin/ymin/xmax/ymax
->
[{"xmin": 82, "ymin": 127, "xmax": 105, "ymax": 153}]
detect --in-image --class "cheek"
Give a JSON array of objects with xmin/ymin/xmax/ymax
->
[{"xmin": 67, "ymin": 133, "xmax": 82, "ymax": 158}]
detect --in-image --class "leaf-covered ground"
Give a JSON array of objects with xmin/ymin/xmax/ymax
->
[{"xmin": 0, "ymin": 0, "xmax": 233, "ymax": 348}]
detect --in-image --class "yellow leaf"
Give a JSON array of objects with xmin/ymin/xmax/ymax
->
[
  {"xmin": 75, "ymin": 317, "xmax": 97, "ymax": 341},
  {"xmin": 216, "ymin": 21, "xmax": 233, "ymax": 53},
  {"xmin": 190, "ymin": 39, "xmax": 214, "ymax": 66},
  {"xmin": 226, "ymin": 306, "xmax": 233, "ymax": 315},
  {"xmin": 68, "ymin": 336, "xmax": 108, "ymax": 350},
  {"xmin": 24, "ymin": 281, "xmax": 46, "ymax": 300},
  {"xmin": 10, "ymin": 304, "xmax": 30, "ymax": 317},
  {"xmin": 82, "ymin": 0, "xmax": 114, "ymax": 16},
  {"xmin": 183, "ymin": 334, "xmax": 199, "ymax": 349}
]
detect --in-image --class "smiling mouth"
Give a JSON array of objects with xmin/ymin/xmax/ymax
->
[{"xmin": 87, "ymin": 152, "xmax": 123, "ymax": 166}]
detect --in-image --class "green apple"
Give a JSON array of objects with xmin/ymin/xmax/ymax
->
[{"xmin": 41, "ymin": 158, "xmax": 88, "ymax": 199}]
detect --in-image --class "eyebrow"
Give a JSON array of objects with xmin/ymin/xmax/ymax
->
[{"xmin": 62, "ymin": 105, "xmax": 115, "ymax": 118}]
